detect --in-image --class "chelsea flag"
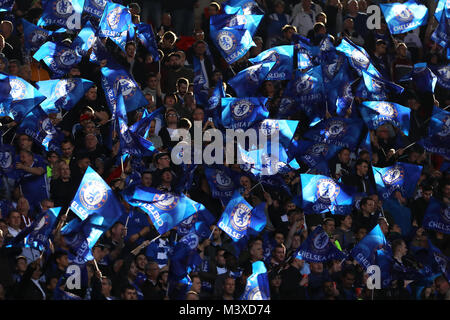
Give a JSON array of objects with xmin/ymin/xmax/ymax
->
[{"xmin": 380, "ymin": 0, "xmax": 428, "ymax": 34}]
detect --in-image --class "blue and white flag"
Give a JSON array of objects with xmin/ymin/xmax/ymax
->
[
  {"xmin": 360, "ymin": 101, "xmax": 411, "ymax": 135},
  {"xmin": 430, "ymin": 64, "xmax": 450, "ymax": 90},
  {"xmin": 210, "ymin": 14, "xmax": 263, "ymax": 64},
  {"xmin": 5, "ymin": 75, "xmax": 46, "ymax": 122},
  {"xmin": 0, "ymin": 143, "xmax": 15, "ymax": 176},
  {"xmin": 70, "ymin": 166, "xmax": 124, "ymax": 221},
  {"xmin": 224, "ymin": 0, "xmax": 265, "ymax": 15},
  {"xmin": 38, "ymin": 0, "xmax": 85, "ymax": 30},
  {"xmin": 101, "ymin": 64, "xmax": 148, "ymax": 114},
  {"xmin": 372, "ymin": 162, "xmax": 423, "ymax": 200},
  {"xmin": 89, "ymin": 37, "xmax": 115, "ymax": 66},
  {"xmin": 218, "ymin": 191, "xmax": 266, "ymax": 241},
  {"xmin": 36, "ymin": 78, "xmax": 94, "ymax": 113},
  {"xmin": 18, "ymin": 106, "xmax": 64, "ymax": 153},
  {"xmin": 221, "ymin": 97, "xmax": 268, "ymax": 130},
  {"xmin": 129, "ymin": 107, "xmax": 164, "ymax": 138},
  {"xmin": 240, "ymin": 261, "xmax": 270, "ymax": 300},
  {"xmin": 431, "ymin": 10, "xmax": 449, "ymax": 55},
  {"xmin": 423, "ymin": 197, "xmax": 450, "ymax": 234},
  {"xmin": 300, "ymin": 174, "xmax": 354, "ymax": 214},
  {"xmin": 128, "ymin": 187, "xmax": 201, "ymax": 235},
  {"xmin": 0, "ymin": 0, "xmax": 14, "ymax": 12},
  {"xmin": 295, "ymin": 225, "xmax": 347, "ymax": 262},
  {"xmin": 22, "ymin": 19, "xmax": 54, "ymax": 53},
  {"xmin": 204, "ymin": 166, "xmax": 237, "ymax": 205},
  {"xmin": 98, "ymin": 1, "xmax": 132, "ymax": 37},
  {"xmin": 427, "ymin": 239, "xmax": 450, "ymax": 279},
  {"xmin": 72, "ymin": 20, "xmax": 97, "ymax": 57},
  {"xmin": 362, "ymin": 67, "xmax": 404, "ymax": 97},
  {"xmin": 406, "ymin": 62, "xmax": 438, "ymax": 93},
  {"xmin": 380, "ymin": 0, "xmax": 428, "ymax": 34},
  {"xmin": 136, "ymin": 23, "xmax": 160, "ymax": 61},
  {"xmin": 10, "ymin": 207, "xmax": 61, "ymax": 251},
  {"xmin": 289, "ymin": 140, "xmax": 341, "ymax": 175},
  {"xmin": 303, "ymin": 117, "xmax": 364, "ymax": 150},
  {"xmin": 228, "ymin": 61, "xmax": 275, "ymax": 97},
  {"xmin": 205, "ymin": 81, "xmax": 226, "ymax": 129},
  {"xmin": 324, "ymin": 62, "xmax": 356, "ymax": 116},
  {"xmin": 336, "ymin": 37, "xmax": 373, "ymax": 74},
  {"xmin": 249, "ymin": 45, "xmax": 294, "ymax": 80},
  {"xmin": 176, "ymin": 204, "xmax": 216, "ymax": 238},
  {"xmin": 417, "ymin": 106, "xmax": 450, "ymax": 158},
  {"xmin": 33, "ymin": 41, "xmax": 82, "ymax": 78},
  {"xmin": 83, "ymin": 0, "xmax": 108, "ymax": 21},
  {"xmin": 252, "ymin": 119, "xmax": 299, "ymax": 150}
]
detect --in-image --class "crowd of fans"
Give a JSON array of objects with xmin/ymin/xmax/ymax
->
[{"xmin": 0, "ymin": 0, "xmax": 449, "ymax": 301}]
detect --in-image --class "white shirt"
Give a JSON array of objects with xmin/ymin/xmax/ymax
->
[
  {"xmin": 31, "ymin": 279, "xmax": 46, "ymax": 300},
  {"xmin": 7, "ymin": 226, "xmax": 20, "ymax": 237}
]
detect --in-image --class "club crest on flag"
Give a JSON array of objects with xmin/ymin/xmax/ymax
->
[
  {"xmin": 442, "ymin": 207, "xmax": 450, "ymax": 224},
  {"xmin": 80, "ymin": 180, "xmax": 108, "ymax": 210},
  {"xmin": 260, "ymin": 49, "xmax": 280, "ymax": 67},
  {"xmin": 245, "ymin": 66, "xmax": 260, "ymax": 83},
  {"xmin": 382, "ymin": 166, "xmax": 404, "ymax": 185},
  {"xmin": 259, "ymin": 119, "xmax": 279, "ymax": 136},
  {"xmin": 115, "ymin": 76, "xmax": 136, "ymax": 99},
  {"xmin": 34, "ymin": 215, "xmax": 50, "ymax": 231},
  {"xmin": 313, "ymin": 231, "xmax": 330, "ymax": 251},
  {"xmin": 39, "ymin": 118, "xmax": 57, "ymax": 135},
  {"xmin": 0, "ymin": 151, "xmax": 12, "ymax": 169},
  {"xmin": 213, "ymin": 170, "xmax": 233, "ymax": 190},
  {"xmin": 216, "ymin": 30, "xmax": 237, "ymax": 53},
  {"xmin": 231, "ymin": 99, "xmax": 253, "ymax": 120},
  {"xmin": 394, "ymin": 4, "xmax": 414, "ymax": 23},
  {"xmin": 295, "ymin": 75, "xmax": 314, "ymax": 94},
  {"xmin": 308, "ymin": 143, "xmax": 329, "ymax": 156},
  {"xmin": 9, "ymin": 79, "xmax": 27, "ymax": 99},
  {"xmin": 92, "ymin": 0, "xmax": 107, "ymax": 8},
  {"xmin": 31, "ymin": 30, "xmax": 48, "ymax": 44},
  {"xmin": 316, "ymin": 178, "xmax": 340, "ymax": 202},
  {"xmin": 107, "ymin": 6, "xmax": 123, "ymax": 29},
  {"xmin": 152, "ymin": 193, "xmax": 179, "ymax": 210},
  {"xmin": 438, "ymin": 116, "xmax": 450, "ymax": 137},
  {"xmin": 208, "ymin": 95, "xmax": 219, "ymax": 108},
  {"xmin": 54, "ymin": 79, "xmax": 77, "ymax": 98},
  {"xmin": 324, "ymin": 120, "xmax": 346, "ymax": 138},
  {"xmin": 350, "ymin": 49, "xmax": 370, "ymax": 69},
  {"xmin": 230, "ymin": 203, "xmax": 252, "ymax": 232},
  {"xmin": 371, "ymin": 78, "xmax": 383, "ymax": 92},
  {"xmin": 375, "ymin": 102, "xmax": 398, "ymax": 118},
  {"xmin": 228, "ymin": 15, "xmax": 247, "ymax": 27},
  {"xmin": 278, "ymin": 97, "xmax": 293, "ymax": 115},
  {"xmin": 54, "ymin": 0, "xmax": 73, "ymax": 16},
  {"xmin": 242, "ymin": 1, "xmax": 258, "ymax": 14},
  {"xmin": 248, "ymin": 286, "xmax": 263, "ymax": 300},
  {"xmin": 57, "ymin": 49, "xmax": 78, "ymax": 66}
]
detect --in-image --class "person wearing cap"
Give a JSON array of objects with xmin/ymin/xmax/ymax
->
[
  {"xmin": 279, "ymin": 255, "xmax": 308, "ymax": 299},
  {"xmin": 162, "ymin": 51, "xmax": 194, "ymax": 95}
]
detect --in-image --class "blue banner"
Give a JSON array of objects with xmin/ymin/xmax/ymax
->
[
  {"xmin": 289, "ymin": 140, "xmax": 341, "ymax": 175},
  {"xmin": 431, "ymin": 64, "xmax": 450, "ymax": 90},
  {"xmin": 295, "ymin": 225, "xmax": 347, "ymax": 262},
  {"xmin": 176, "ymin": 204, "xmax": 216, "ymax": 238},
  {"xmin": 372, "ymin": 162, "xmax": 423, "ymax": 200},
  {"xmin": 228, "ymin": 61, "xmax": 275, "ymax": 97},
  {"xmin": 336, "ymin": 37, "xmax": 372, "ymax": 74},
  {"xmin": 249, "ymin": 45, "xmax": 294, "ymax": 80},
  {"xmin": 408, "ymin": 62, "xmax": 437, "ymax": 93},
  {"xmin": 224, "ymin": 0, "xmax": 265, "ymax": 15},
  {"xmin": 380, "ymin": 0, "xmax": 428, "ymax": 34},
  {"xmin": 204, "ymin": 166, "xmax": 237, "ymax": 205},
  {"xmin": 22, "ymin": 19, "xmax": 54, "ymax": 53},
  {"xmin": 253, "ymin": 119, "xmax": 299, "ymax": 150},
  {"xmin": 221, "ymin": 97, "xmax": 268, "ymax": 130},
  {"xmin": 72, "ymin": 20, "xmax": 97, "ymax": 57},
  {"xmin": 83, "ymin": 0, "xmax": 108, "ymax": 20},
  {"xmin": 417, "ymin": 106, "xmax": 450, "ymax": 158},
  {"xmin": 423, "ymin": 197, "xmax": 450, "ymax": 234},
  {"xmin": 136, "ymin": 23, "xmax": 160, "ymax": 61},
  {"xmin": 300, "ymin": 174, "xmax": 354, "ymax": 214},
  {"xmin": 0, "ymin": 142, "xmax": 15, "ymax": 176},
  {"xmin": 205, "ymin": 81, "xmax": 226, "ymax": 129},
  {"xmin": 18, "ymin": 106, "xmax": 64, "ymax": 153},
  {"xmin": 240, "ymin": 261, "xmax": 270, "ymax": 300},
  {"xmin": 128, "ymin": 187, "xmax": 201, "ymax": 235},
  {"xmin": 303, "ymin": 117, "xmax": 364, "ymax": 150},
  {"xmin": 98, "ymin": 2, "xmax": 132, "ymax": 37},
  {"xmin": 362, "ymin": 67, "xmax": 404, "ymax": 98},
  {"xmin": 38, "ymin": 0, "xmax": 85, "ymax": 30},
  {"xmin": 70, "ymin": 166, "xmax": 124, "ymax": 221},
  {"xmin": 360, "ymin": 101, "xmax": 411, "ymax": 135},
  {"xmin": 33, "ymin": 41, "xmax": 82, "ymax": 78},
  {"xmin": 36, "ymin": 78, "xmax": 94, "ymax": 113}
]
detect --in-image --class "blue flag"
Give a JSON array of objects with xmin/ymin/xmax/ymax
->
[
  {"xmin": 249, "ymin": 45, "xmax": 294, "ymax": 80},
  {"xmin": 193, "ymin": 56, "xmax": 210, "ymax": 107},
  {"xmin": 18, "ymin": 106, "xmax": 64, "ymax": 153},
  {"xmin": 204, "ymin": 166, "xmax": 237, "ymax": 205},
  {"xmin": 303, "ymin": 117, "xmax": 364, "ymax": 150},
  {"xmin": 33, "ymin": 41, "xmax": 82, "ymax": 78},
  {"xmin": 224, "ymin": 0, "xmax": 265, "ymax": 15},
  {"xmin": 5, "ymin": 75, "xmax": 46, "ymax": 122},
  {"xmin": 289, "ymin": 140, "xmax": 341, "ymax": 175},
  {"xmin": 380, "ymin": 0, "xmax": 428, "ymax": 34},
  {"xmin": 350, "ymin": 224, "xmax": 392, "ymax": 286},
  {"xmin": 22, "ymin": 19, "xmax": 54, "ymax": 53},
  {"xmin": 221, "ymin": 97, "xmax": 268, "ymax": 130},
  {"xmin": 362, "ymin": 67, "xmax": 405, "ymax": 98},
  {"xmin": 228, "ymin": 61, "xmax": 275, "ymax": 97},
  {"xmin": 98, "ymin": 2, "xmax": 132, "ymax": 37},
  {"xmin": 38, "ymin": 0, "xmax": 85, "ymax": 30},
  {"xmin": 205, "ymin": 81, "xmax": 226, "ymax": 129},
  {"xmin": 10, "ymin": 207, "xmax": 61, "ymax": 251},
  {"xmin": 0, "ymin": 142, "xmax": 15, "ymax": 177},
  {"xmin": 129, "ymin": 107, "xmax": 164, "ymax": 138},
  {"xmin": 423, "ymin": 197, "xmax": 450, "ymax": 234},
  {"xmin": 372, "ymin": 162, "xmax": 423, "ymax": 200},
  {"xmin": 240, "ymin": 261, "xmax": 270, "ymax": 300},
  {"xmin": 0, "ymin": 0, "xmax": 14, "ymax": 12},
  {"xmin": 72, "ymin": 20, "xmax": 97, "ymax": 57},
  {"xmin": 300, "ymin": 174, "xmax": 354, "ymax": 214},
  {"xmin": 417, "ymin": 106, "xmax": 450, "ymax": 158},
  {"xmin": 176, "ymin": 204, "xmax": 216, "ymax": 238},
  {"xmin": 210, "ymin": 14, "xmax": 263, "ymax": 64},
  {"xmin": 435, "ymin": 0, "xmax": 448, "ymax": 22},
  {"xmin": 70, "ymin": 166, "xmax": 124, "ymax": 221},
  {"xmin": 407, "ymin": 62, "xmax": 437, "ymax": 93},
  {"xmin": 101, "ymin": 64, "xmax": 148, "ymax": 115},
  {"xmin": 427, "ymin": 239, "xmax": 450, "ymax": 279},
  {"xmin": 336, "ymin": 37, "xmax": 373, "ymax": 75},
  {"xmin": 136, "ymin": 23, "xmax": 160, "ymax": 61},
  {"xmin": 89, "ymin": 37, "xmax": 115, "ymax": 66},
  {"xmin": 218, "ymin": 191, "xmax": 266, "ymax": 241},
  {"xmin": 324, "ymin": 62, "xmax": 356, "ymax": 116},
  {"xmin": 430, "ymin": 64, "xmax": 450, "ymax": 90},
  {"xmin": 253, "ymin": 119, "xmax": 299, "ymax": 150},
  {"xmin": 295, "ymin": 225, "xmax": 347, "ymax": 263},
  {"xmin": 36, "ymin": 78, "xmax": 94, "ymax": 113},
  {"xmin": 360, "ymin": 101, "xmax": 411, "ymax": 135},
  {"xmin": 128, "ymin": 187, "xmax": 202, "ymax": 235},
  {"xmin": 83, "ymin": 0, "xmax": 108, "ymax": 21}
]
